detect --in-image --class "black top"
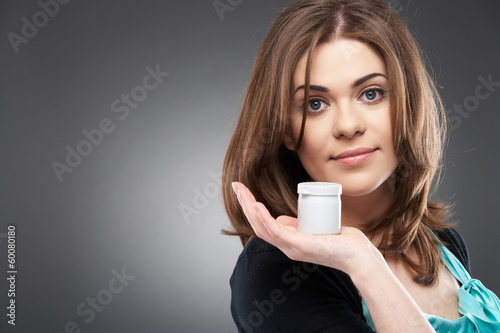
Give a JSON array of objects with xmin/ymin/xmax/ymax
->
[{"xmin": 230, "ymin": 228, "xmax": 470, "ymax": 332}]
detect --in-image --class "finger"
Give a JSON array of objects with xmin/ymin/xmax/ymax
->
[
  {"xmin": 237, "ymin": 187, "xmax": 273, "ymax": 240},
  {"xmin": 232, "ymin": 182, "xmax": 272, "ymax": 238},
  {"xmin": 253, "ymin": 203, "xmax": 351, "ymax": 266},
  {"xmin": 250, "ymin": 202, "xmax": 284, "ymax": 247},
  {"xmin": 254, "ymin": 202, "xmax": 304, "ymax": 242},
  {"xmin": 253, "ymin": 202, "xmax": 316, "ymax": 257},
  {"xmin": 232, "ymin": 182, "xmax": 257, "ymax": 203}
]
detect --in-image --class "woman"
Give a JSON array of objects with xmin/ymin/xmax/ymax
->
[{"xmin": 222, "ymin": 0, "xmax": 500, "ymax": 331}]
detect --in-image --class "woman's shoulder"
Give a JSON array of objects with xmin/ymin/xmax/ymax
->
[
  {"xmin": 230, "ymin": 237, "xmax": 373, "ymax": 332},
  {"xmin": 435, "ymin": 227, "xmax": 471, "ymax": 274}
]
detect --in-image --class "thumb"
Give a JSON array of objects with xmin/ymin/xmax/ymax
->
[{"xmin": 276, "ymin": 215, "xmax": 298, "ymax": 228}]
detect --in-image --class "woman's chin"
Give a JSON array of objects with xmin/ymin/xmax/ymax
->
[
  {"xmin": 337, "ymin": 179, "xmax": 393, "ymax": 198},
  {"xmin": 341, "ymin": 187, "xmax": 380, "ymax": 197}
]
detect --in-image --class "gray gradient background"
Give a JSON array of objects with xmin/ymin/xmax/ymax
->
[{"xmin": 0, "ymin": 0, "xmax": 499, "ymax": 332}]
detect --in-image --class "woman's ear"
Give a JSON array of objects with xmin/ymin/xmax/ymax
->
[{"xmin": 283, "ymin": 132, "xmax": 296, "ymax": 151}]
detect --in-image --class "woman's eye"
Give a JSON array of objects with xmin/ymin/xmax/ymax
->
[
  {"xmin": 306, "ymin": 99, "xmax": 328, "ymax": 113},
  {"xmin": 359, "ymin": 88, "xmax": 386, "ymax": 104}
]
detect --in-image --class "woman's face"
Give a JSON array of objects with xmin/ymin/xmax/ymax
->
[{"xmin": 284, "ymin": 38, "xmax": 399, "ymax": 197}]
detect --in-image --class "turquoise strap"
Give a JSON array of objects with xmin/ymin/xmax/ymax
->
[
  {"xmin": 362, "ymin": 244, "xmax": 500, "ymax": 332},
  {"xmin": 439, "ymin": 244, "xmax": 500, "ymax": 331}
]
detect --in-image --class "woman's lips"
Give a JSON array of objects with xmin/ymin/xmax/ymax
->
[{"xmin": 331, "ymin": 148, "xmax": 377, "ymax": 166}]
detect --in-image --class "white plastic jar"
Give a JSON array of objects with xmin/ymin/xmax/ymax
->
[{"xmin": 297, "ymin": 182, "xmax": 342, "ymax": 234}]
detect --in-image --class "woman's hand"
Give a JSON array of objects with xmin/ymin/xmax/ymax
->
[
  {"xmin": 232, "ymin": 181, "xmax": 435, "ymax": 332},
  {"xmin": 232, "ymin": 181, "xmax": 380, "ymax": 276}
]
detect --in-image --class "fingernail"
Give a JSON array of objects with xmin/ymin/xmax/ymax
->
[{"xmin": 231, "ymin": 182, "xmax": 237, "ymax": 193}]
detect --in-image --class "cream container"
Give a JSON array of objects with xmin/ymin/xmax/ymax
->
[{"xmin": 297, "ymin": 182, "xmax": 342, "ymax": 234}]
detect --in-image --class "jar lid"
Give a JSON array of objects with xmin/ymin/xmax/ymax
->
[{"xmin": 297, "ymin": 182, "xmax": 342, "ymax": 195}]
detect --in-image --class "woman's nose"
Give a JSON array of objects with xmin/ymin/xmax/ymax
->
[{"xmin": 331, "ymin": 102, "xmax": 367, "ymax": 139}]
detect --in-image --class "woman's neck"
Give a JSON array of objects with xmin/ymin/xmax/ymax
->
[{"xmin": 340, "ymin": 180, "xmax": 394, "ymax": 232}]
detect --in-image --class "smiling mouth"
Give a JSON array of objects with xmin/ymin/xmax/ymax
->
[{"xmin": 331, "ymin": 147, "xmax": 377, "ymax": 166}]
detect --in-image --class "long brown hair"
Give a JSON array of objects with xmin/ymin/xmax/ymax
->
[{"xmin": 222, "ymin": 0, "xmax": 452, "ymax": 286}]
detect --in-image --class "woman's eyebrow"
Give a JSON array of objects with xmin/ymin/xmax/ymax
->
[
  {"xmin": 293, "ymin": 85, "xmax": 330, "ymax": 95},
  {"xmin": 293, "ymin": 72, "xmax": 388, "ymax": 96},
  {"xmin": 351, "ymin": 73, "xmax": 387, "ymax": 88}
]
